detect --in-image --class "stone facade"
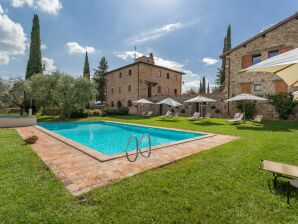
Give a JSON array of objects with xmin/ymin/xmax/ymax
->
[
  {"xmin": 222, "ymin": 13, "xmax": 298, "ymax": 119},
  {"xmin": 106, "ymin": 54, "xmax": 183, "ymax": 114}
]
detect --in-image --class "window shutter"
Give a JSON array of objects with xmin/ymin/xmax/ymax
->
[
  {"xmin": 241, "ymin": 55, "xmax": 252, "ymax": 69},
  {"xmin": 279, "ymin": 46, "xmax": 293, "ymax": 54},
  {"xmin": 241, "ymin": 83, "xmax": 251, "ymax": 93},
  {"xmin": 275, "ymin": 81, "xmax": 288, "ymax": 93}
]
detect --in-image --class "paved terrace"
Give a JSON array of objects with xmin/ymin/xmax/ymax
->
[{"xmin": 17, "ymin": 126, "xmax": 238, "ymax": 196}]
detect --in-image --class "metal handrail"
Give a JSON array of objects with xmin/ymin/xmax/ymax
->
[
  {"xmin": 125, "ymin": 135, "xmax": 139, "ymax": 162},
  {"xmin": 138, "ymin": 133, "xmax": 152, "ymax": 158}
]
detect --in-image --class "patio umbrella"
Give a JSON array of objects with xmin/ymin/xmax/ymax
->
[
  {"xmin": 226, "ymin": 94, "xmax": 267, "ymax": 122},
  {"xmin": 156, "ymin": 98, "xmax": 182, "ymax": 107},
  {"xmin": 293, "ymin": 91, "xmax": 298, "ymax": 101},
  {"xmin": 242, "ymin": 48, "xmax": 298, "ymax": 87},
  {"xmin": 132, "ymin": 98, "xmax": 154, "ymax": 105},
  {"xmin": 184, "ymin": 95, "xmax": 216, "ymax": 116},
  {"xmin": 132, "ymin": 98, "xmax": 154, "ymax": 114}
]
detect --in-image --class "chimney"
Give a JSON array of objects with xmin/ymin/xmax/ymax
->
[{"xmin": 149, "ymin": 53, "xmax": 154, "ymax": 59}]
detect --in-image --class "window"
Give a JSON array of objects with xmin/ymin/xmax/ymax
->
[
  {"xmin": 175, "ymin": 74, "xmax": 178, "ymax": 81},
  {"xmin": 275, "ymin": 81, "xmax": 288, "ymax": 93},
  {"xmin": 174, "ymin": 89, "xmax": 177, "ymax": 95},
  {"xmin": 111, "ymin": 101, "xmax": 114, "ymax": 107},
  {"xmin": 166, "ymin": 87, "xmax": 169, "ymax": 95},
  {"xmin": 158, "ymin": 71, "xmax": 161, "ymax": 77},
  {"xmin": 268, "ymin": 49, "xmax": 279, "ymax": 58},
  {"xmin": 167, "ymin": 73, "xmax": 170, "ymax": 79},
  {"xmin": 252, "ymin": 54, "xmax": 261, "ymax": 65},
  {"xmin": 119, "ymin": 87, "xmax": 121, "ymax": 93},
  {"xmin": 128, "ymin": 85, "xmax": 131, "ymax": 92},
  {"xmin": 119, "ymin": 72, "xmax": 122, "ymax": 78},
  {"xmin": 254, "ymin": 84, "xmax": 261, "ymax": 91},
  {"xmin": 117, "ymin": 101, "xmax": 122, "ymax": 108},
  {"xmin": 157, "ymin": 86, "xmax": 161, "ymax": 93},
  {"xmin": 127, "ymin": 100, "xmax": 132, "ymax": 107},
  {"xmin": 128, "ymin": 70, "xmax": 132, "ymax": 76},
  {"xmin": 111, "ymin": 88, "xmax": 114, "ymax": 94},
  {"xmin": 241, "ymin": 83, "xmax": 251, "ymax": 93}
]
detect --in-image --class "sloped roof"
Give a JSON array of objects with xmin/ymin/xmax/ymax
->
[{"xmin": 222, "ymin": 12, "xmax": 298, "ymax": 57}]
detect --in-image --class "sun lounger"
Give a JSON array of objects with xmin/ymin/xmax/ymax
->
[
  {"xmin": 161, "ymin": 111, "xmax": 172, "ymax": 119},
  {"xmin": 252, "ymin": 115, "xmax": 263, "ymax": 123},
  {"xmin": 143, "ymin": 111, "xmax": 153, "ymax": 117},
  {"xmin": 188, "ymin": 112, "xmax": 200, "ymax": 121},
  {"xmin": 260, "ymin": 160, "xmax": 298, "ymax": 188},
  {"xmin": 227, "ymin": 113, "xmax": 244, "ymax": 124},
  {"xmin": 261, "ymin": 160, "xmax": 298, "ymax": 203}
]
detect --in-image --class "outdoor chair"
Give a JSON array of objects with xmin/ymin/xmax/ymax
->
[
  {"xmin": 143, "ymin": 111, "xmax": 153, "ymax": 117},
  {"xmin": 260, "ymin": 160, "xmax": 298, "ymax": 203},
  {"xmin": 227, "ymin": 113, "xmax": 244, "ymax": 124},
  {"xmin": 161, "ymin": 111, "xmax": 172, "ymax": 119},
  {"xmin": 188, "ymin": 112, "xmax": 200, "ymax": 121},
  {"xmin": 251, "ymin": 115, "xmax": 263, "ymax": 124}
]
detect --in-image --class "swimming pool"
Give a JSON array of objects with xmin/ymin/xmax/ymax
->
[{"xmin": 38, "ymin": 121, "xmax": 205, "ymax": 155}]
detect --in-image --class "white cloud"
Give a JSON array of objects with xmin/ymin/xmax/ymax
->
[
  {"xmin": 66, "ymin": 42, "xmax": 95, "ymax": 54},
  {"xmin": 0, "ymin": 5, "xmax": 27, "ymax": 65},
  {"xmin": 41, "ymin": 43, "xmax": 47, "ymax": 49},
  {"xmin": 10, "ymin": 0, "xmax": 62, "ymax": 15},
  {"xmin": 0, "ymin": 5, "xmax": 4, "ymax": 14},
  {"xmin": 116, "ymin": 51, "xmax": 202, "ymax": 93},
  {"xmin": 11, "ymin": 0, "xmax": 34, "ymax": 7},
  {"xmin": 42, "ymin": 57, "xmax": 56, "ymax": 73},
  {"xmin": 126, "ymin": 21, "xmax": 196, "ymax": 45},
  {"xmin": 202, "ymin": 57, "xmax": 218, "ymax": 66}
]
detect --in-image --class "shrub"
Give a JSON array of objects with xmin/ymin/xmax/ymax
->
[
  {"xmin": 70, "ymin": 109, "xmax": 88, "ymax": 118},
  {"xmin": 268, "ymin": 92, "xmax": 297, "ymax": 119},
  {"xmin": 104, "ymin": 107, "xmax": 129, "ymax": 116},
  {"xmin": 236, "ymin": 102, "xmax": 256, "ymax": 119},
  {"xmin": 88, "ymin": 109, "xmax": 102, "ymax": 116}
]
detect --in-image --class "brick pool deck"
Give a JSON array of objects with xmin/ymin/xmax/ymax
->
[{"xmin": 17, "ymin": 125, "xmax": 238, "ymax": 196}]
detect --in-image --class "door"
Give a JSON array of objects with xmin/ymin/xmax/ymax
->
[{"xmin": 148, "ymin": 86, "xmax": 152, "ymax": 97}]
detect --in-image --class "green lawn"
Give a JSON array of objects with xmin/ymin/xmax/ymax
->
[{"xmin": 1, "ymin": 116, "xmax": 298, "ymax": 223}]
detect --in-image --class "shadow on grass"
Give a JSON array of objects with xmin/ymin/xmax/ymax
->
[
  {"xmin": 236, "ymin": 121, "xmax": 298, "ymax": 132},
  {"xmin": 191, "ymin": 120, "xmax": 224, "ymax": 126},
  {"xmin": 268, "ymin": 178, "xmax": 298, "ymax": 203}
]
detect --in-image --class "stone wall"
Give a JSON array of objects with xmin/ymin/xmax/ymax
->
[
  {"xmin": 223, "ymin": 15, "xmax": 298, "ymax": 119},
  {"xmin": 106, "ymin": 61, "xmax": 183, "ymax": 114}
]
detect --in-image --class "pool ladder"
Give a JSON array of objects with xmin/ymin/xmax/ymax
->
[{"xmin": 125, "ymin": 134, "xmax": 152, "ymax": 162}]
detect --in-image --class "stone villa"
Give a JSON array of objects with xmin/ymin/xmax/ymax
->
[
  {"xmin": 220, "ymin": 12, "xmax": 298, "ymax": 118},
  {"xmin": 105, "ymin": 12, "xmax": 298, "ymax": 119},
  {"xmin": 105, "ymin": 53, "xmax": 184, "ymax": 113}
]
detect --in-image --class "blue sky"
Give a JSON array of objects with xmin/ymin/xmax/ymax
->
[{"xmin": 0, "ymin": 0, "xmax": 297, "ymax": 91}]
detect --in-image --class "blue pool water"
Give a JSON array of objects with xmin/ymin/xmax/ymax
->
[{"xmin": 38, "ymin": 121, "xmax": 205, "ymax": 155}]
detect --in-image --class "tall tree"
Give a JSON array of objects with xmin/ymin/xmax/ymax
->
[
  {"xmin": 207, "ymin": 83, "xmax": 210, "ymax": 94},
  {"xmin": 215, "ymin": 25, "xmax": 231, "ymax": 86},
  {"xmin": 26, "ymin": 14, "xmax": 42, "ymax": 79},
  {"xmin": 83, "ymin": 51, "xmax": 90, "ymax": 79},
  {"xmin": 93, "ymin": 57, "xmax": 109, "ymax": 101},
  {"xmin": 202, "ymin": 76, "xmax": 206, "ymax": 93}
]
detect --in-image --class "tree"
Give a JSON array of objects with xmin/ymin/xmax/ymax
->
[
  {"xmin": 268, "ymin": 92, "xmax": 297, "ymax": 119},
  {"xmin": 30, "ymin": 72, "xmax": 96, "ymax": 119},
  {"xmin": 3, "ymin": 78, "xmax": 31, "ymax": 115},
  {"xmin": 186, "ymin": 88, "xmax": 197, "ymax": 95},
  {"xmin": 215, "ymin": 25, "xmax": 231, "ymax": 86},
  {"xmin": 83, "ymin": 51, "xmax": 90, "ymax": 79},
  {"xmin": 93, "ymin": 57, "xmax": 109, "ymax": 101},
  {"xmin": 199, "ymin": 80, "xmax": 202, "ymax": 93},
  {"xmin": 202, "ymin": 76, "xmax": 206, "ymax": 93},
  {"xmin": 26, "ymin": 14, "xmax": 42, "ymax": 79},
  {"xmin": 207, "ymin": 83, "xmax": 210, "ymax": 94}
]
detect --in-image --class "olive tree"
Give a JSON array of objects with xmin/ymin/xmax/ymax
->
[
  {"xmin": 30, "ymin": 72, "xmax": 95, "ymax": 119},
  {"xmin": 2, "ymin": 78, "xmax": 31, "ymax": 115}
]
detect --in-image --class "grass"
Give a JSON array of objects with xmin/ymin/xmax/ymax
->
[{"xmin": 1, "ymin": 116, "xmax": 298, "ymax": 223}]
